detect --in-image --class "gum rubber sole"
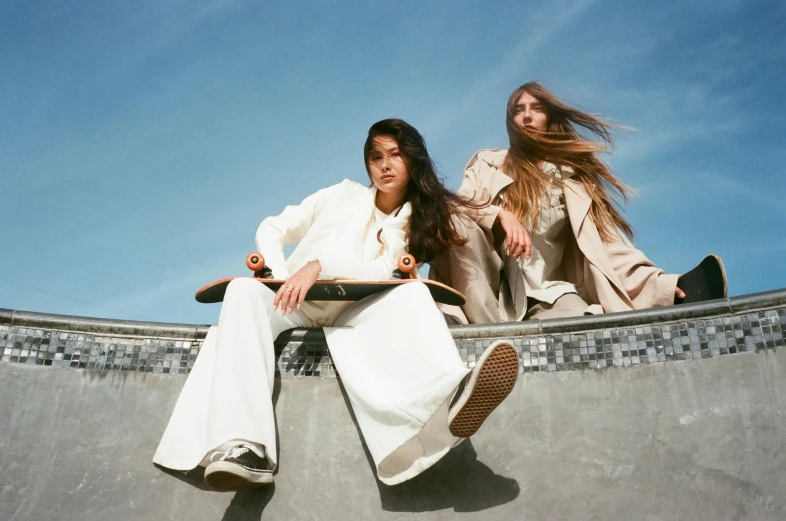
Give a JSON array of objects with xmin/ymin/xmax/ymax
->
[
  {"xmin": 448, "ymin": 340, "xmax": 520, "ymax": 438},
  {"xmin": 204, "ymin": 462, "xmax": 273, "ymax": 491}
]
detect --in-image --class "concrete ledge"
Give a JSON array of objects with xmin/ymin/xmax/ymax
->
[
  {"xmin": 729, "ymin": 288, "xmax": 786, "ymax": 313},
  {"xmin": 3, "ymin": 288, "xmax": 786, "ymax": 339},
  {"xmin": 538, "ymin": 298, "xmax": 732, "ymax": 334},
  {"xmin": 0, "ymin": 307, "xmax": 210, "ymax": 339},
  {"xmin": 1, "ymin": 288, "xmax": 785, "ymax": 377}
]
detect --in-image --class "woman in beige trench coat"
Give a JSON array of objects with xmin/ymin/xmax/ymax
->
[{"xmin": 430, "ymin": 82, "xmax": 725, "ymax": 324}]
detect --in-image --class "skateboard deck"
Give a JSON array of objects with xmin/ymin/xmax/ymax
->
[
  {"xmin": 195, "ymin": 277, "xmax": 466, "ymax": 306},
  {"xmin": 675, "ymin": 254, "xmax": 728, "ymax": 304}
]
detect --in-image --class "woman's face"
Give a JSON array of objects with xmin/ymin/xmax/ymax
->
[
  {"xmin": 367, "ymin": 135, "xmax": 411, "ymax": 196},
  {"xmin": 513, "ymin": 91, "xmax": 548, "ymax": 133}
]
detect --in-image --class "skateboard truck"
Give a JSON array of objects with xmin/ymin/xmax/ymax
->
[
  {"xmin": 246, "ymin": 253, "xmax": 273, "ymax": 278},
  {"xmin": 245, "ymin": 252, "xmax": 417, "ymax": 280},
  {"xmin": 392, "ymin": 254, "xmax": 416, "ymax": 280}
]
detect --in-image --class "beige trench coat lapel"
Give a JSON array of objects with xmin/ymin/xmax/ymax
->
[{"xmin": 562, "ymin": 178, "xmax": 632, "ymax": 305}]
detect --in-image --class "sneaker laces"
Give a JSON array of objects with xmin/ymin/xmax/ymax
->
[{"xmin": 222, "ymin": 445, "xmax": 251, "ymax": 461}]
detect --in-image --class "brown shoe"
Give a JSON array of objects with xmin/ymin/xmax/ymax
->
[{"xmin": 448, "ymin": 340, "xmax": 519, "ymax": 438}]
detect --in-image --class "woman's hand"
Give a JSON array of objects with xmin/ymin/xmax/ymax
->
[
  {"xmin": 495, "ymin": 210, "xmax": 532, "ymax": 260},
  {"xmin": 675, "ymin": 286, "xmax": 686, "ymax": 299},
  {"xmin": 274, "ymin": 260, "xmax": 322, "ymax": 315}
]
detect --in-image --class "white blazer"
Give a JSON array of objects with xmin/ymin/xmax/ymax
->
[{"xmin": 255, "ymin": 179, "xmax": 412, "ymax": 280}]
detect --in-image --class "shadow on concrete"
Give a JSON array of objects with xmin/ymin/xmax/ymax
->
[
  {"xmin": 155, "ymin": 458, "xmax": 277, "ymax": 520},
  {"xmin": 337, "ymin": 379, "xmax": 520, "ymax": 513},
  {"xmin": 153, "ymin": 464, "xmax": 213, "ymax": 492},
  {"xmin": 378, "ymin": 440, "xmax": 520, "ymax": 513},
  {"xmin": 154, "ymin": 368, "xmax": 284, "ymax": 519},
  {"xmin": 154, "ymin": 465, "xmax": 276, "ymax": 520},
  {"xmin": 220, "ymin": 485, "xmax": 276, "ymax": 521}
]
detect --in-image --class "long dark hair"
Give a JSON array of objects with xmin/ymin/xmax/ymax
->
[
  {"xmin": 503, "ymin": 82, "xmax": 635, "ymax": 240},
  {"xmin": 364, "ymin": 119, "xmax": 468, "ymax": 263}
]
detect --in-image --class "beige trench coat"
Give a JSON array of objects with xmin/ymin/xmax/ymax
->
[{"xmin": 434, "ymin": 148, "xmax": 678, "ymax": 322}]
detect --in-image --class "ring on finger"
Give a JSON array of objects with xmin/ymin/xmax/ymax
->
[{"xmin": 285, "ymin": 287, "xmax": 293, "ymax": 293}]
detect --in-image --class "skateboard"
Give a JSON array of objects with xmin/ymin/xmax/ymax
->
[
  {"xmin": 195, "ymin": 253, "xmax": 466, "ymax": 306},
  {"xmin": 675, "ymin": 254, "xmax": 728, "ymax": 304}
]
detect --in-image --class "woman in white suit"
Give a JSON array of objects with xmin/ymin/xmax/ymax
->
[{"xmin": 153, "ymin": 119, "xmax": 520, "ymax": 490}]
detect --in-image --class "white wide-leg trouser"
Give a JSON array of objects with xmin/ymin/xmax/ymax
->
[{"xmin": 153, "ymin": 278, "xmax": 470, "ymax": 485}]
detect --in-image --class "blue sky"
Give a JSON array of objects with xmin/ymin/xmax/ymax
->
[{"xmin": 1, "ymin": 0, "xmax": 784, "ymax": 325}]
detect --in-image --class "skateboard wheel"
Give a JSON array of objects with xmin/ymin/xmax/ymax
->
[
  {"xmin": 246, "ymin": 252, "xmax": 266, "ymax": 272},
  {"xmin": 397, "ymin": 254, "xmax": 416, "ymax": 273}
]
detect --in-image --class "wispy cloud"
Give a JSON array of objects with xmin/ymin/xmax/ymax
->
[
  {"xmin": 98, "ymin": 253, "xmax": 237, "ymax": 321},
  {"xmin": 426, "ymin": 0, "xmax": 597, "ymax": 135}
]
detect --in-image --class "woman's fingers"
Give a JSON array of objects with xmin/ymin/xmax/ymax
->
[
  {"xmin": 297, "ymin": 284, "xmax": 309, "ymax": 309},
  {"xmin": 518, "ymin": 230, "xmax": 528, "ymax": 258},
  {"xmin": 507, "ymin": 235, "xmax": 518, "ymax": 258},
  {"xmin": 276, "ymin": 265, "xmax": 319, "ymax": 315},
  {"xmin": 278, "ymin": 286, "xmax": 291, "ymax": 314},
  {"xmin": 286, "ymin": 286, "xmax": 301, "ymax": 314},
  {"xmin": 273, "ymin": 284, "xmax": 286, "ymax": 309},
  {"xmin": 507, "ymin": 231, "xmax": 521, "ymax": 259},
  {"xmin": 675, "ymin": 286, "xmax": 686, "ymax": 299},
  {"xmin": 515, "ymin": 230, "xmax": 529, "ymax": 259},
  {"xmin": 512, "ymin": 233, "xmax": 524, "ymax": 259},
  {"xmin": 504, "ymin": 227, "xmax": 533, "ymax": 260},
  {"xmin": 502, "ymin": 216, "xmax": 531, "ymax": 260},
  {"xmin": 274, "ymin": 262, "xmax": 321, "ymax": 315},
  {"xmin": 275, "ymin": 280, "xmax": 296, "ymax": 314}
]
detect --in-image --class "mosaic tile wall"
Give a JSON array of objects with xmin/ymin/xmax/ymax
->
[
  {"xmin": 0, "ymin": 330, "xmax": 201, "ymax": 375},
  {"xmin": 1, "ymin": 307, "xmax": 784, "ymax": 377},
  {"xmin": 458, "ymin": 307, "xmax": 785, "ymax": 373}
]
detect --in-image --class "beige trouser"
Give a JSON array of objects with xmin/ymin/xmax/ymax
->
[
  {"xmin": 429, "ymin": 216, "xmax": 589, "ymax": 323},
  {"xmin": 524, "ymin": 293, "xmax": 589, "ymax": 321},
  {"xmin": 152, "ymin": 278, "xmax": 469, "ymax": 486},
  {"xmin": 429, "ymin": 216, "xmax": 505, "ymax": 324}
]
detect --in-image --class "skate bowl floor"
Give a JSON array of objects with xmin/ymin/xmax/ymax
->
[{"xmin": 1, "ymin": 289, "xmax": 785, "ymax": 520}]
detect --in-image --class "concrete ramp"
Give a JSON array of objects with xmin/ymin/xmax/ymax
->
[{"xmin": 1, "ymin": 291, "xmax": 785, "ymax": 520}]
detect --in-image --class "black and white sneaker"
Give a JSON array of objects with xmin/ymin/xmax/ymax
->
[{"xmin": 204, "ymin": 445, "xmax": 273, "ymax": 491}]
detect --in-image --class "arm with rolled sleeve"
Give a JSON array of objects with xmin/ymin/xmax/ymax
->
[
  {"xmin": 254, "ymin": 187, "xmax": 329, "ymax": 279},
  {"xmin": 318, "ymin": 203, "xmax": 412, "ymax": 280}
]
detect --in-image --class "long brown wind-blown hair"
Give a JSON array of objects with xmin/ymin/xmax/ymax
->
[
  {"xmin": 503, "ymin": 82, "xmax": 635, "ymax": 240},
  {"xmin": 364, "ymin": 119, "xmax": 469, "ymax": 263}
]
